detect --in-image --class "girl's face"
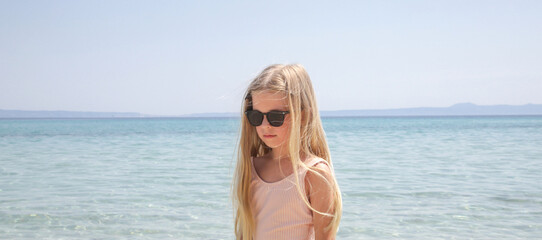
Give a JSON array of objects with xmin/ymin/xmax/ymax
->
[{"xmin": 251, "ymin": 90, "xmax": 291, "ymax": 150}]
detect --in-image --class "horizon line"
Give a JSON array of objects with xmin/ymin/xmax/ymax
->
[
  {"xmin": 1, "ymin": 102, "xmax": 542, "ymax": 118},
  {"xmin": 2, "ymin": 102, "xmax": 542, "ymax": 115}
]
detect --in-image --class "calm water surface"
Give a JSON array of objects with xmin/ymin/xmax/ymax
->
[{"xmin": 1, "ymin": 116, "xmax": 541, "ymax": 239}]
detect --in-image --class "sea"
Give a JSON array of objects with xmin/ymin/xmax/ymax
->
[{"xmin": 1, "ymin": 116, "xmax": 541, "ymax": 239}]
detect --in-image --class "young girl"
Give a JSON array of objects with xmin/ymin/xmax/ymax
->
[{"xmin": 232, "ymin": 64, "xmax": 342, "ymax": 240}]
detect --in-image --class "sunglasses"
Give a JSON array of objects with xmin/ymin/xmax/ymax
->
[{"xmin": 245, "ymin": 110, "xmax": 290, "ymax": 127}]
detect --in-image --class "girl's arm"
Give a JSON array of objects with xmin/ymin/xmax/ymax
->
[{"xmin": 306, "ymin": 162, "xmax": 336, "ymax": 240}]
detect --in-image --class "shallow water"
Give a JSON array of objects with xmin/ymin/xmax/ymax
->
[{"xmin": 1, "ymin": 116, "xmax": 541, "ymax": 239}]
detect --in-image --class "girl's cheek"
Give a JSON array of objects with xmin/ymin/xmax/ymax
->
[
  {"xmin": 256, "ymin": 128, "xmax": 264, "ymax": 139},
  {"xmin": 280, "ymin": 125, "xmax": 290, "ymax": 139}
]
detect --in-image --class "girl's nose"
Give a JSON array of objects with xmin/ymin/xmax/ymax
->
[{"xmin": 259, "ymin": 116, "xmax": 271, "ymax": 127}]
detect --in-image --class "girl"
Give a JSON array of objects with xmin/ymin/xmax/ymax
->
[{"xmin": 232, "ymin": 64, "xmax": 342, "ymax": 240}]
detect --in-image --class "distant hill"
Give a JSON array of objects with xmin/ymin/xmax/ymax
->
[
  {"xmin": 180, "ymin": 103, "xmax": 542, "ymax": 118},
  {"xmin": 1, "ymin": 103, "xmax": 541, "ymax": 118},
  {"xmin": 321, "ymin": 103, "xmax": 542, "ymax": 117},
  {"xmin": 0, "ymin": 109, "xmax": 147, "ymax": 118},
  {"xmin": 178, "ymin": 112, "xmax": 239, "ymax": 118}
]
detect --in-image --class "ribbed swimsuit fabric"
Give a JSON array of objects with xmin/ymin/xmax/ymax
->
[{"xmin": 250, "ymin": 156, "xmax": 327, "ymax": 240}]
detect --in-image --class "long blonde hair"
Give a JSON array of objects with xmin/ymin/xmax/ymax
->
[{"xmin": 232, "ymin": 64, "xmax": 342, "ymax": 239}]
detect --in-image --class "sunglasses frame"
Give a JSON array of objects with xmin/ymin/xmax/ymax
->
[{"xmin": 244, "ymin": 109, "xmax": 290, "ymax": 127}]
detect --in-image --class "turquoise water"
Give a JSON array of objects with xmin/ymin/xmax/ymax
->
[{"xmin": 1, "ymin": 116, "xmax": 541, "ymax": 239}]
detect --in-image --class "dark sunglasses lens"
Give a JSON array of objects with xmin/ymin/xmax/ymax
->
[
  {"xmin": 246, "ymin": 111, "xmax": 263, "ymax": 126},
  {"xmin": 268, "ymin": 112, "xmax": 285, "ymax": 127}
]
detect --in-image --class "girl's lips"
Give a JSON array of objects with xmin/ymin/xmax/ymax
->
[{"xmin": 263, "ymin": 134, "xmax": 276, "ymax": 138}]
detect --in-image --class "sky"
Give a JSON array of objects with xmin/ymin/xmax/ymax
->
[{"xmin": 1, "ymin": 0, "xmax": 541, "ymax": 116}]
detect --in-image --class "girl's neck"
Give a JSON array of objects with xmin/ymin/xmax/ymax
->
[
  {"xmin": 269, "ymin": 143, "xmax": 291, "ymax": 161},
  {"xmin": 269, "ymin": 148, "xmax": 307, "ymax": 162},
  {"xmin": 269, "ymin": 149, "xmax": 289, "ymax": 162}
]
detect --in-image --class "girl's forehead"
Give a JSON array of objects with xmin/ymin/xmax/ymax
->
[
  {"xmin": 252, "ymin": 90, "xmax": 286, "ymax": 98},
  {"xmin": 251, "ymin": 91, "xmax": 289, "ymax": 108}
]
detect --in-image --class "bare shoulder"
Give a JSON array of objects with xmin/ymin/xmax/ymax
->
[
  {"xmin": 305, "ymin": 157, "xmax": 337, "ymax": 239},
  {"xmin": 305, "ymin": 158, "xmax": 334, "ymax": 188},
  {"xmin": 307, "ymin": 157, "xmax": 332, "ymax": 175}
]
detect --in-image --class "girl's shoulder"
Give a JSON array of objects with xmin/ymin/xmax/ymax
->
[
  {"xmin": 304, "ymin": 157, "xmax": 334, "ymax": 183},
  {"xmin": 304, "ymin": 156, "xmax": 335, "ymax": 197},
  {"xmin": 303, "ymin": 156, "xmax": 330, "ymax": 169}
]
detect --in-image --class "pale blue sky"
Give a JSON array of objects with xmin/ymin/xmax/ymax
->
[{"xmin": 1, "ymin": 0, "xmax": 541, "ymax": 115}]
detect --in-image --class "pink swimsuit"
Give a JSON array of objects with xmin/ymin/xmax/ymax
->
[{"xmin": 250, "ymin": 157, "xmax": 328, "ymax": 240}]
